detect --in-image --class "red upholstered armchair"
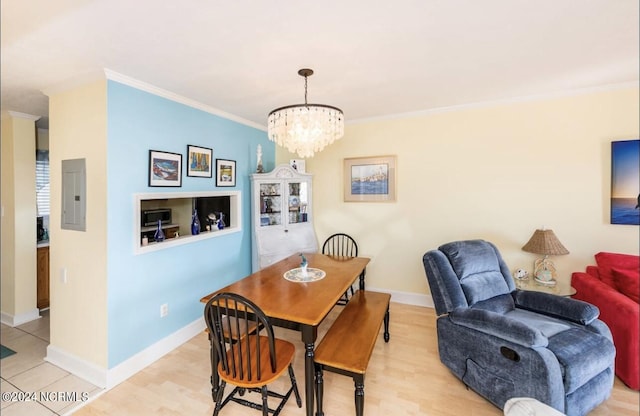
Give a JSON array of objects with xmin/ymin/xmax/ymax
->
[{"xmin": 571, "ymin": 252, "xmax": 640, "ymax": 390}]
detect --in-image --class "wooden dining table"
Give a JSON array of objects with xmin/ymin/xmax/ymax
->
[{"xmin": 200, "ymin": 252, "xmax": 370, "ymax": 416}]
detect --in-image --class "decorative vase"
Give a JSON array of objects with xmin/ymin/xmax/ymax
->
[
  {"xmin": 191, "ymin": 209, "xmax": 201, "ymax": 235},
  {"xmin": 217, "ymin": 212, "xmax": 225, "ymax": 230},
  {"xmin": 256, "ymin": 144, "xmax": 264, "ymax": 173},
  {"xmin": 154, "ymin": 220, "xmax": 165, "ymax": 242}
]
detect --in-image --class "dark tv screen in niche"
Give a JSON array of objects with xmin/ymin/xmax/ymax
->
[{"xmin": 195, "ymin": 196, "xmax": 231, "ymax": 231}]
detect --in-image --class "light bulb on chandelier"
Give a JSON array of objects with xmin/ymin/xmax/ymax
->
[{"xmin": 267, "ymin": 69, "xmax": 344, "ymax": 159}]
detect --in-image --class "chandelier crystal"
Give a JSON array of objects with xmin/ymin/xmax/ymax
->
[{"xmin": 268, "ymin": 69, "xmax": 344, "ymax": 158}]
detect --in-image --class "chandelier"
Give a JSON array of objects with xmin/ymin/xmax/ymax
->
[{"xmin": 267, "ymin": 69, "xmax": 344, "ymax": 158}]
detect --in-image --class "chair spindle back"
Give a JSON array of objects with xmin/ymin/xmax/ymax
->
[
  {"xmin": 204, "ymin": 293, "xmax": 276, "ymax": 382},
  {"xmin": 322, "ymin": 233, "xmax": 358, "ymax": 258}
]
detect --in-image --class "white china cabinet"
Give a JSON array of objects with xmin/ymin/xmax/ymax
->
[{"xmin": 251, "ymin": 164, "xmax": 317, "ymax": 271}]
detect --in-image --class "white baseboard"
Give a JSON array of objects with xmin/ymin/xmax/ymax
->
[
  {"xmin": 46, "ymin": 345, "xmax": 109, "ymax": 388},
  {"xmin": 46, "ymin": 316, "xmax": 206, "ymax": 389},
  {"xmin": 365, "ymin": 286, "xmax": 434, "ymax": 308},
  {"xmin": 46, "ymin": 290, "xmax": 430, "ymax": 393},
  {"xmin": 1, "ymin": 308, "xmax": 41, "ymax": 327},
  {"xmin": 105, "ymin": 317, "xmax": 205, "ymax": 389}
]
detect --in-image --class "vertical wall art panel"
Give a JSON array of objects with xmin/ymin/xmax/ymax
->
[{"xmin": 611, "ymin": 139, "xmax": 640, "ymax": 225}]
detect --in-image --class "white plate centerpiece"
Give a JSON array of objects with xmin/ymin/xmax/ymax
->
[
  {"xmin": 283, "ymin": 267, "xmax": 326, "ymax": 283},
  {"xmin": 284, "ymin": 253, "xmax": 326, "ymax": 282}
]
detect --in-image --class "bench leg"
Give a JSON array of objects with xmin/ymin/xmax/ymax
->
[
  {"xmin": 383, "ymin": 306, "xmax": 390, "ymax": 342},
  {"xmin": 354, "ymin": 374, "xmax": 365, "ymax": 416},
  {"xmin": 315, "ymin": 364, "xmax": 324, "ymax": 416}
]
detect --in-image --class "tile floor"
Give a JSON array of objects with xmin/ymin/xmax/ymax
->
[{"xmin": 0, "ymin": 311, "xmax": 103, "ymax": 415}]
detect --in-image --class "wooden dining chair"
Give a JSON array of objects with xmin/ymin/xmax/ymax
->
[
  {"xmin": 205, "ymin": 315, "xmax": 262, "ymax": 401},
  {"xmin": 204, "ymin": 293, "xmax": 302, "ymax": 416},
  {"xmin": 322, "ymin": 233, "xmax": 360, "ymax": 305}
]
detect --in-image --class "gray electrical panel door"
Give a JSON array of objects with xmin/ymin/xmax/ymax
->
[{"xmin": 61, "ymin": 158, "xmax": 86, "ymax": 231}]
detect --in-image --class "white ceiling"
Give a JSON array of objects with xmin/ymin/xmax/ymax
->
[{"xmin": 2, "ymin": 0, "xmax": 638, "ymax": 130}]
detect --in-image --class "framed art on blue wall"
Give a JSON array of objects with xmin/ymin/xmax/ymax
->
[
  {"xmin": 187, "ymin": 145, "xmax": 212, "ymax": 178},
  {"xmin": 149, "ymin": 150, "xmax": 182, "ymax": 187},
  {"xmin": 611, "ymin": 139, "xmax": 639, "ymax": 225},
  {"xmin": 216, "ymin": 159, "xmax": 236, "ymax": 187}
]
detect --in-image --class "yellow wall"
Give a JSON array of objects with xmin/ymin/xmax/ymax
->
[
  {"xmin": 1, "ymin": 112, "xmax": 38, "ymax": 321},
  {"xmin": 49, "ymin": 80, "xmax": 108, "ymax": 367},
  {"xmin": 278, "ymin": 87, "xmax": 640, "ymax": 295}
]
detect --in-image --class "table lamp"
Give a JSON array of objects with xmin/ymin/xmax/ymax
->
[{"xmin": 522, "ymin": 228, "xmax": 569, "ymax": 286}]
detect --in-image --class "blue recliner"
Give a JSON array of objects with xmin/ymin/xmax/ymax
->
[{"xmin": 422, "ymin": 240, "xmax": 615, "ymax": 416}]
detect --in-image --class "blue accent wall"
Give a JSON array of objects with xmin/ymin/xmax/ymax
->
[{"xmin": 106, "ymin": 81, "xmax": 274, "ymax": 367}]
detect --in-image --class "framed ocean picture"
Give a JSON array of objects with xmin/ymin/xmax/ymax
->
[
  {"xmin": 344, "ymin": 155, "xmax": 396, "ymax": 202},
  {"xmin": 149, "ymin": 150, "xmax": 182, "ymax": 187},
  {"xmin": 611, "ymin": 139, "xmax": 639, "ymax": 225}
]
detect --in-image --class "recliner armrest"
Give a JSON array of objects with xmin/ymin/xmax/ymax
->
[
  {"xmin": 449, "ymin": 308, "xmax": 548, "ymax": 348},
  {"xmin": 512, "ymin": 290, "xmax": 599, "ymax": 325}
]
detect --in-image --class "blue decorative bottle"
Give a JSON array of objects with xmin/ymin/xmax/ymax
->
[
  {"xmin": 191, "ymin": 209, "xmax": 201, "ymax": 235},
  {"xmin": 217, "ymin": 212, "xmax": 226, "ymax": 230},
  {"xmin": 154, "ymin": 220, "xmax": 165, "ymax": 242}
]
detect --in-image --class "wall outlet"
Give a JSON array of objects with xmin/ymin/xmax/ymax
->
[
  {"xmin": 60, "ymin": 268, "xmax": 68, "ymax": 284},
  {"xmin": 160, "ymin": 303, "xmax": 169, "ymax": 318}
]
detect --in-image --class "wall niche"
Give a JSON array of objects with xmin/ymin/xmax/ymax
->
[{"xmin": 134, "ymin": 190, "xmax": 241, "ymax": 254}]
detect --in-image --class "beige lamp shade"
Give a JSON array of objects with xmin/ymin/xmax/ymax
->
[
  {"xmin": 522, "ymin": 229, "xmax": 569, "ymax": 256},
  {"xmin": 522, "ymin": 229, "xmax": 568, "ymax": 285}
]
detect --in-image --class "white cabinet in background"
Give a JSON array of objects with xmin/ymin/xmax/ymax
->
[{"xmin": 251, "ymin": 164, "xmax": 317, "ymax": 271}]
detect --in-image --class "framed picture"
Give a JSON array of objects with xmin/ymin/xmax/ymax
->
[
  {"xmin": 290, "ymin": 159, "xmax": 306, "ymax": 173},
  {"xmin": 149, "ymin": 150, "xmax": 182, "ymax": 187},
  {"xmin": 611, "ymin": 139, "xmax": 639, "ymax": 225},
  {"xmin": 216, "ymin": 159, "xmax": 236, "ymax": 187},
  {"xmin": 187, "ymin": 145, "xmax": 212, "ymax": 178},
  {"xmin": 344, "ymin": 155, "xmax": 396, "ymax": 202}
]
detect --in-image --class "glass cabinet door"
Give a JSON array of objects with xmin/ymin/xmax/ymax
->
[
  {"xmin": 288, "ymin": 181, "xmax": 309, "ymax": 224},
  {"xmin": 259, "ymin": 182, "xmax": 282, "ymax": 226}
]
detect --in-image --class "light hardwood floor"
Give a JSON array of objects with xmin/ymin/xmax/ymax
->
[
  {"xmin": 1, "ymin": 310, "xmax": 102, "ymax": 416},
  {"xmin": 72, "ymin": 303, "xmax": 639, "ymax": 416}
]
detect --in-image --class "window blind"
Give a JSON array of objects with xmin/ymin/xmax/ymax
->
[{"xmin": 36, "ymin": 150, "xmax": 50, "ymax": 216}]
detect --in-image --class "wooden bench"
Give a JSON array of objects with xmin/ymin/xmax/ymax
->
[{"xmin": 314, "ymin": 290, "xmax": 391, "ymax": 416}]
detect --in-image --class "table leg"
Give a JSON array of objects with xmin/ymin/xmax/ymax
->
[{"xmin": 301, "ymin": 325, "xmax": 318, "ymax": 416}]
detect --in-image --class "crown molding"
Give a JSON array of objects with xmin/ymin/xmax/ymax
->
[
  {"xmin": 103, "ymin": 69, "xmax": 266, "ymax": 131},
  {"xmin": 1, "ymin": 111, "xmax": 41, "ymax": 121}
]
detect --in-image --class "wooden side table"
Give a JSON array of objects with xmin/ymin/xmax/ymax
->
[{"xmin": 514, "ymin": 278, "xmax": 576, "ymax": 297}]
